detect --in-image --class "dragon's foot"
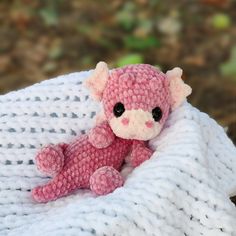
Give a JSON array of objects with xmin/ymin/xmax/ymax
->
[
  {"xmin": 32, "ymin": 185, "xmax": 49, "ymax": 203},
  {"xmin": 90, "ymin": 166, "xmax": 124, "ymax": 195},
  {"xmin": 32, "ymin": 182, "xmax": 63, "ymax": 203}
]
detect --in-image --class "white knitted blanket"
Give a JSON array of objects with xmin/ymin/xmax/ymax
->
[{"xmin": 0, "ymin": 71, "xmax": 236, "ymax": 236}]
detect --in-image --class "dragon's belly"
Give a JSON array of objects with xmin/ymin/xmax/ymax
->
[{"xmin": 62, "ymin": 135, "xmax": 132, "ymax": 187}]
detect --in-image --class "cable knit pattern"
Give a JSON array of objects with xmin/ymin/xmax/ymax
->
[{"xmin": 0, "ymin": 71, "xmax": 236, "ymax": 235}]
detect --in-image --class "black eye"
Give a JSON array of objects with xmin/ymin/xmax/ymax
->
[
  {"xmin": 113, "ymin": 102, "xmax": 125, "ymax": 117},
  {"xmin": 152, "ymin": 107, "xmax": 162, "ymax": 122}
]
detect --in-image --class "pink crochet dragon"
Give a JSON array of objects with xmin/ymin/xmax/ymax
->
[{"xmin": 32, "ymin": 62, "xmax": 192, "ymax": 203}]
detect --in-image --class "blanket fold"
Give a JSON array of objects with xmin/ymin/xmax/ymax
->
[{"xmin": 0, "ymin": 71, "xmax": 235, "ymax": 236}]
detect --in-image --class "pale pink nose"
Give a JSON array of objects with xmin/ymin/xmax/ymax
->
[
  {"xmin": 121, "ymin": 118, "xmax": 129, "ymax": 125},
  {"xmin": 145, "ymin": 121, "xmax": 154, "ymax": 128}
]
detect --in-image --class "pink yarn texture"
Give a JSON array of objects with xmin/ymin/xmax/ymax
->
[
  {"xmin": 104, "ymin": 64, "xmax": 170, "ymax": 122},
  {"xmin": 32, "ymin": 62, "xmax": 191, "ymax": 203}
]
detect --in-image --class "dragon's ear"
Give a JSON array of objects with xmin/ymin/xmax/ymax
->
[
  {"xmin": 166, "ymin": 67, "xmax": 192, "ymax": 110},
  {"xmin": 84, "ymin": 61, "xmax": 109, "ymax": 101}
]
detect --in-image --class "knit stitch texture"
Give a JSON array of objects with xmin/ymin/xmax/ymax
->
[
  {"xmin": 32, "ymin": 63, "xmax": 175, "ymax": 202},
  {"xmin": 0, "ymin": 71, "xmax": 236, "ymax": 236}
]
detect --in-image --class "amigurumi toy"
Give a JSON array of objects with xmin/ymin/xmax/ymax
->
[{"xmin": 32, "ymin": 62, "xmax": 192, "ymax": 203}]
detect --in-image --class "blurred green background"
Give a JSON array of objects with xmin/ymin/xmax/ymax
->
[{"xmin": 0, "ymin": 0, "xmax": 235, "ymax": 143}]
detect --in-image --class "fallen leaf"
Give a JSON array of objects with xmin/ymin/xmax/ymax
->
[
  {"xmin": 123, "ymin": 36, "xmax": 160, "ymax": 50},
  {"xmin": 211, "ymin": 13, "xmax": 231, "ymax": 30},
  {"xmin": 116, "ymin": 54, "xmax": 144, "ymax": 67},
  {"xmin": 220, "ymin": 47, "xmax": 236, "ymax": 78}
]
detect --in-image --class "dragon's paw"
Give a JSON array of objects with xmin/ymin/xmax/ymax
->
[
  {"xmin": 88, "ymin": 123, "xmax": 115, "ymax": 148},
  {"xmin": 36, "ymin": 144, "xmax": 65, "ymax": 176},
  {"xmin": 131, "ymin": 146, "xmax": 153, "ymax": 168}
]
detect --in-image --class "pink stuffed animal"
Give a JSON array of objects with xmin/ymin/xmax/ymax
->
[{"xmin": 32, "ymin": 62, "xmax": 191, "ymax": 203}]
